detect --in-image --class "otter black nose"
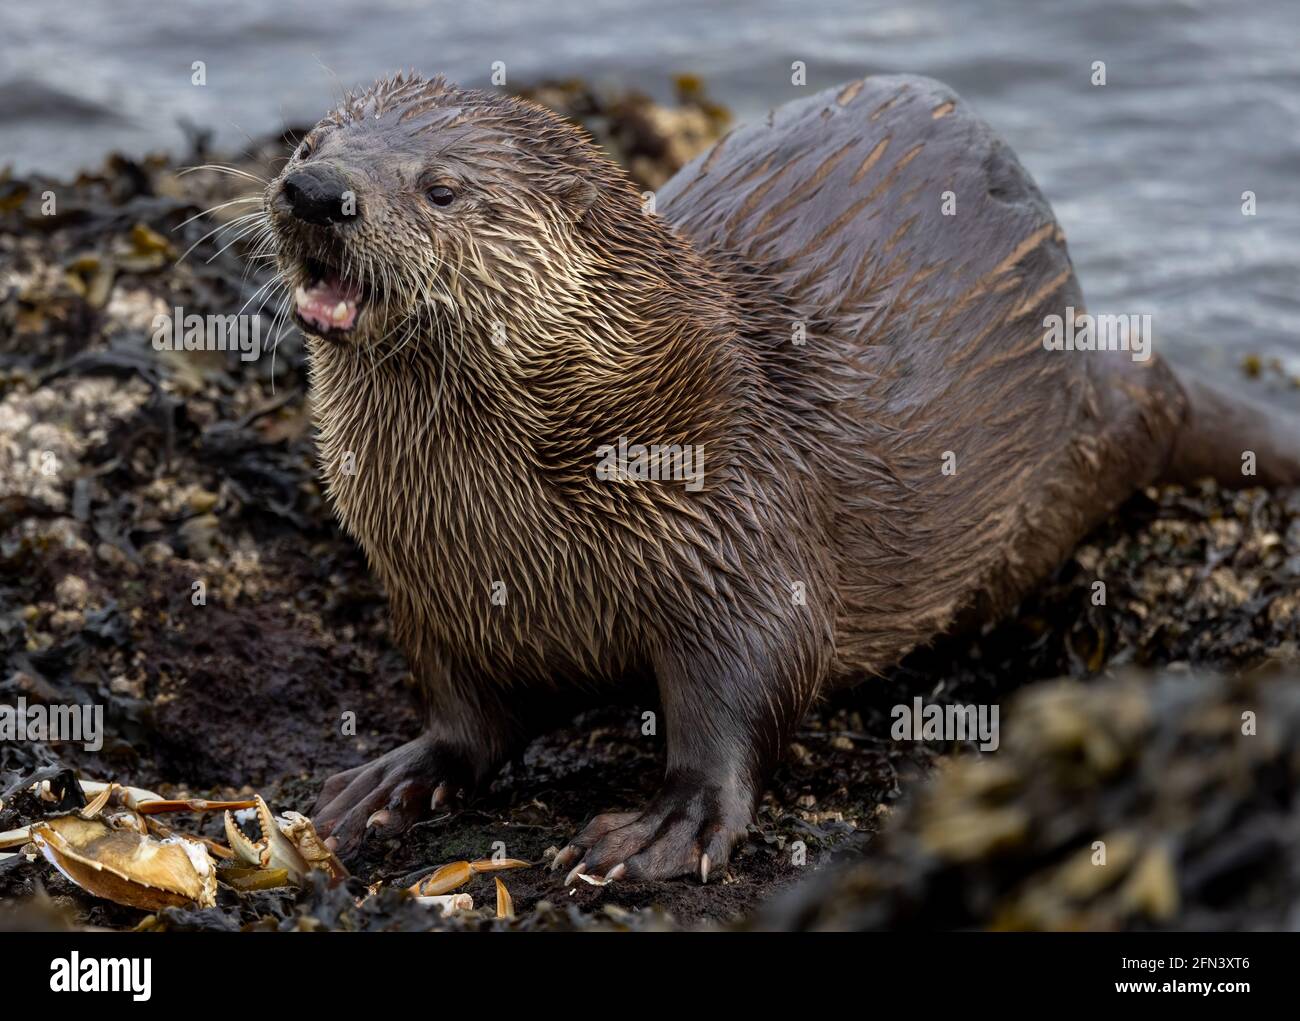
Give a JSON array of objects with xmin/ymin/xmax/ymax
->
[{"xmin": 282, "ymin": 165, "xmax": 353, "ymax": 226}]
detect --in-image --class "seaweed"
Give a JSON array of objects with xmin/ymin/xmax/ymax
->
[{"xmin": 1, "ymin": 78, "xmax": 1297, "ymax": 931}]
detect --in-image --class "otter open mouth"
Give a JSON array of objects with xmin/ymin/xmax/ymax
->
[{"xmin": 293, "ymin": 258, "xmax": 367, "ymax": 339}]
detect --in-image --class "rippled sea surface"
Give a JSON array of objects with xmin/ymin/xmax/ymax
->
[{"xmin": 3, "ymin": 0, "xmax": 1297, "ymax": 387}]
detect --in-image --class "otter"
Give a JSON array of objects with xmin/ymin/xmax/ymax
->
[{"xmin": 265, "ymin": 72, "xmax": 1300, "ymax": 882}]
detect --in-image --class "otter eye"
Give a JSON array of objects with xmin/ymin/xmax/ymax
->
[
  {"xmin": 294, "ymin": 138, "xmax": 313, "ymax": 161},
  {"xmin": 428, "ymin": 185, "xmax": 455, "ymax": 207}
]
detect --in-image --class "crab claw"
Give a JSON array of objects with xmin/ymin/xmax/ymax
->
[
  {"xmin": 225, "ymin": 796, "xmax": 311, "ymax": 885},
  {"xmin": 134, "ymin": 797, "xmax": 260, "ymax": 816},
  {"xmin": 277, "ymin": 811, "xmax": 348, "ymax": 881},
  {"xmin": 408, "ymin": 857, "xmax": 531, "ymax": 896},
  {"xmin": 223, "ymin": 796, "xmax": 347, "ymax": 885},
  {"xmin": 76, "ymin": 779, "xmax": 257, "ymax": 817},
  {"xmin": 495, "ymin": 877, "xmax": 514, "ymax": 919}
]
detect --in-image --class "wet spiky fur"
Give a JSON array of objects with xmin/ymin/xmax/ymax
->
[{"xmin": 267, "ymin": 72, "xmax": 1299, "ymax": 875}]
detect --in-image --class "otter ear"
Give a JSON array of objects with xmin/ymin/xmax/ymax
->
[{"xmin": 552, "ymin": 174, "xmax": 599, "ymax": 221}]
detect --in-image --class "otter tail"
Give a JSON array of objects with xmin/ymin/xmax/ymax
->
[{"xmin": 1161, "ymin": 370, "xmax": 1300, "ymax": 488}]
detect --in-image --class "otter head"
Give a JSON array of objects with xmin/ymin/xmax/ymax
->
[{"xmin": 266, "ymin": 72, "xmax": 630, "ymax": 354}]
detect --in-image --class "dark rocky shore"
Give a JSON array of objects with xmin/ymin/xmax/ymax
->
[{"xmin": 1, "ymin": 81, "xmax": 1298, "ymax": 932}]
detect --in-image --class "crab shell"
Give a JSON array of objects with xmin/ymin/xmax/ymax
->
[{"xmin": 31, "ymin": 815, "xmax": 217, "ymax": 911}]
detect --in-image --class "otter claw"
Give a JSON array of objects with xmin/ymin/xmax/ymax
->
[
  {"xmin": 551, "ymin": 844, "xmax": 581, "ymax": 872},
  {"xmin": 564, "ymin": 862, "xmax": 588, "ymax": 886}
]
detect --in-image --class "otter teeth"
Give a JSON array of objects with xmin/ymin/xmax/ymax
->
[{"xmin": 294, "ymin": 275, "xmax": 361, "ymax": 333}]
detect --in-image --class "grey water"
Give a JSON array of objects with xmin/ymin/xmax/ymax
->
[{"xmin": 2, "ymin": 0, "xmax": 1297, "ymax": 391}]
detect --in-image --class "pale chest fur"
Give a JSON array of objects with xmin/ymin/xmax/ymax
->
[{"xmin": 308, "ymin": 347, "xmax": 637, "ymax": 677}]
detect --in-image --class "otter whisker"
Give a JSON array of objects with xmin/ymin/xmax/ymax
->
[
  {"xmin": 173, "ymin": 195, "xmax": 264, "ymax": 232},
  {"xmin": 233, "ymin": 272, "xmax": 284, "ymax": 321},
  {"xmin": 178, "ymin": 164, "xmax": 268, "ymax": 185},
  {"xmin": 175, "ymin": 209, "xmax": 266, "ymax": 265},
  {"xmin": 257, "ymin": 275, "xmax": 291, "ymax": 336},
  {"xmin": 236, "ymin": 227, "xmax": 278, "ymax": 286},
  {"xmin": 206, "ymin": 216, "xmax": 273, "ymax": 263},
  {"xmin": 411, "ymin": 255, "xmax": 464, "ymax": 428},
  {"xmin": 364, "ymin": 246, "xmax": 437, "ymax": 371},
  {"xmin": 265, "ymin": 283, "xmax": 295, "ymax": 393},
  {"xmin": 368, "ymin": 314, "xmax": 417, "ymax": 371}
]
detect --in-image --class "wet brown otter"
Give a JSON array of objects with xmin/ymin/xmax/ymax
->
[{"xmin": 266, "ymin": 72, "xmax": 1300, "ymax": 882}]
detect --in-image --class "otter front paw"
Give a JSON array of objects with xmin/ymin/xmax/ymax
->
[
  {"xmin": 553, "ymin": 774, "xmax": 752, "ymax": 883},
  {"xmin": 312, "ymin": 735, "xmax": 471, "ymax": 854}
]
